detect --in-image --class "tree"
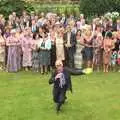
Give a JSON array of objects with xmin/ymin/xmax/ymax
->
[
  {"xmin": 80, "ymin": 0, "xmax": 120, "ymax": 17},
  {"xmin": 0, "ymin": 0, "xmax": 34, "ymax": 18}
]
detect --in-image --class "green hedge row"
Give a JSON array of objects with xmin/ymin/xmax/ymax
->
[{"xmin": 32, "ymin": 3, "xmax": 80, "ymax": 17}]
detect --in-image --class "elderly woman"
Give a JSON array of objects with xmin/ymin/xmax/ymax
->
[
  {"xmin": 49, "ymin": 60, "xmax": 72, "ymax": 113},
  {"xmin": 0, "ymin": 29, "xmax": 5, "ymax": 70}
]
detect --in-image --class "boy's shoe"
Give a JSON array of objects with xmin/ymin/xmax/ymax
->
[{"xmin": 56, "ymin": 103, "xmax": 61, "ymax": 113}]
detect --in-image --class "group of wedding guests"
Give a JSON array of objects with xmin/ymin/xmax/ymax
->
[{"xmin": 0, "ymin": 11, "xmax": 120, "ymax": 73}]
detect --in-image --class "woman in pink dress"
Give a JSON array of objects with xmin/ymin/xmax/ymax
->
[{"xmin": 21, "ymin": 27, "xmax": 34, "ymax": 71}]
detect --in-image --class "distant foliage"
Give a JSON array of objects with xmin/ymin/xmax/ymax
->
[
  {"xmin": 80, "ymin": 0, "xmax": 120, "ymax": 17},
  {"xmin": 32, "ymin": 3, "xmax": 80, "ymax": 17},
  {"xmin": 0, "ymin": 0, "xmax": 34, "ymax": 18}
]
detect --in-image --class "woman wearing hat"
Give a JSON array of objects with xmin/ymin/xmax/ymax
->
[{"xmin": 49, "ymin": 60, "xmax": 72, "ymax": 113}]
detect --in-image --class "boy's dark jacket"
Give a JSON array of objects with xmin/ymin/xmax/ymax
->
[{"xmin": 49, "ymin": 68, "xmax": 72, "ymax": 93}]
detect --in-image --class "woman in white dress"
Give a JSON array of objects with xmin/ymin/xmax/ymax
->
[
  {"xmin": 55, "ymin": 26, "xmax": 65, "ymax": 61},
  {"xmin": 74, "ymin": 30, "xmax": 84, "ymax": 69}
]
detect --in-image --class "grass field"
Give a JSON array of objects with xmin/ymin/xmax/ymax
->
[{"xmin": 0, "ymin": 71, "xmax": 120, "ymax": 120}]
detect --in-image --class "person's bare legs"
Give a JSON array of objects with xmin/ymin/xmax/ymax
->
[
  {"xmin": 25, "ymin": 67, "xmax": 29, "ymax": 71},
  {"xmin": 106, "ymin": 64, "xmax": 109, "ymax": 72},
  {"xmin": 103, "ymin": 64, "xmax": 106, "ymax": 72},
  {"xmin": 0, "ymin": 62, "xmax": 2, "ymax": 70},
  {"xmin": 87, "ymin": 60, "xmax": 92, "ymax": 68},
  {"xmin": 97, "ymin": 65, "xmax": 100, "ymax": 72},
  {"xmin": 45, "ymin": 66, "xmax": 48, "ymax": 73},
  {"xmin": 40, "ymin": 65, "xmax": 44, "ymax": 74}
]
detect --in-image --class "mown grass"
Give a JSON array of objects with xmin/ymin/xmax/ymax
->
[{"xmin": 0, "ymin": 71, "xmax": 120, "ymax": 120}]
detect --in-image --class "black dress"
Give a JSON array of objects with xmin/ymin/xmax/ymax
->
[
  {"xmin": 83, "ymin": 39, "xmax": 93, "ymax": 61},
  {"xmin": 50, "ymin": 41, "xmax": 56, "ymax": 68}
]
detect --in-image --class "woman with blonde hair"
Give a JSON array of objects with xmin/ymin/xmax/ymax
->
[
  {"xmin": 82, "ymin": 25, "xmax": 93, "ymax": 68},
  {"xmin": 55, "ymin": 24, "xmax": 65, "ymax": 62}
]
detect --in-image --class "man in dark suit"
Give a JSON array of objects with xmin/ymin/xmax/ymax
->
[
  {"xmin": 64, "ymin": 26, "xmax": 76, "ymax": 68},
  {"xmin": 112, "ymin": 19, "xmax": 120, "ymax": 31}
]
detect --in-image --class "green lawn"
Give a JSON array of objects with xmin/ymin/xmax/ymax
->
[{"xmin": 0, "ymin": 71, "xmax": 120, "ymax": 120}]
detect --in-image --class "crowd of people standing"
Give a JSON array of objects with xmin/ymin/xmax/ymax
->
[{"xmin": 0, "ymin": 11, "xmax": 120, "ymax": 73}]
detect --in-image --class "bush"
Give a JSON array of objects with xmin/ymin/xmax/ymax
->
[
  {"xmin": 0, "ymin": 0, "xmax": 34, "ymax": 18},
  {"xmin": 80, "ymin": 0, "xmax": 120, "ymax": 17},
  {"xmin": 32, "ymin": 3, "xmax": 80, "ymax": 17}
]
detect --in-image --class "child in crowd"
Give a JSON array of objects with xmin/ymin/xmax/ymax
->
[
  {"xmin": 117, "ymin": 50, "xmax": 120, "ymax": 72},
  {"xmin": 111, "ymin": 51, "xmax": 118, "ymax": 72}
]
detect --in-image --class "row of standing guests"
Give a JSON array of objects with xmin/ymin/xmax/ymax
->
[
  {"xmin": 0, "ymin": 11, "xmax": 120, "ymax": 73},
  {"xmin": 0, "ymin": 26, "xmax": 120, "ymax": 73},
  {"xmin": 0, "ymin": 27, "xmax": 52, "ymax": 73}
]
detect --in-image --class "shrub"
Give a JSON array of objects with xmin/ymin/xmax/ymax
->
[{"xmin": 0, "ymin": 0, "xmax": 34, "ymax": 18}]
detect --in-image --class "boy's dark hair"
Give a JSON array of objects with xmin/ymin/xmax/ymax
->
[{"xmin": 106, "ymin": 32, "xmax": 112, "ymax": 38}]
